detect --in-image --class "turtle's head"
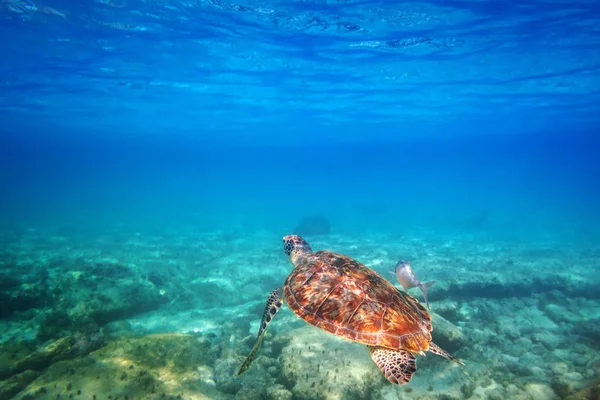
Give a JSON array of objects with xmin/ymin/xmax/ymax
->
[{"xmin": 283, "ymin": 235, "xmax": 312, "ymax": 266}]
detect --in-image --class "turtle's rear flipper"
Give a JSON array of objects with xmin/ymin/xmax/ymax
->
[
  {"xmin": 368, "ymin": 346, "xmax": 416, "ymax": 384},
  {"xmin": 238, "ymin": 287, "xmax": 284, "ymax": 375},
  {"xmin": 428, "ymin": 341, "xmax": 465, "ymax": 365}
]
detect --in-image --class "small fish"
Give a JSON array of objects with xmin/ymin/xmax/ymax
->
[{"xmin": 390, "ymin": 260, "xmax": 436, "ymax": 309}]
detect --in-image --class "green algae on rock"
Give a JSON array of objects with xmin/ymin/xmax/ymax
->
[
  {"xmin": 0, "ymin": 370, "xmax": 40, "ymax": 400},
  {"xmin": 1, "ymin": 331, "xmax": 104, "ymax": 381},
  {"xmin": 12, "ymin": 333, "xmax": 227, "ymax": 400}
]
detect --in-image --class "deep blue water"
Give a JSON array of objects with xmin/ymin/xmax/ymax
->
[
  {"xmin": 1, "ymin": 0, "xmax": 599, "ymax": 238},
  {"xmin": 1, "ymin": 131, "xmax": 599, "ymax": 244}
]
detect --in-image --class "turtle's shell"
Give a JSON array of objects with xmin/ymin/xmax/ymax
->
[{"xmin": 284, "ymin": 250, "xmax": 432, "ymax": 353}]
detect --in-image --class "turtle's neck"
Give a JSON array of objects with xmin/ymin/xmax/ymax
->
[{"xmin": 291, "ymin": 250, "xmax": 311, "ymax": 267}]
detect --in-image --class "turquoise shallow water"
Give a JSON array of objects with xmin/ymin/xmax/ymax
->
[
  {"xmin": 1, "ymin": 0, "xmax": 600, "ymax": 399},
  {"xmin": 1, "ymin": 135, "xmax": 599, "ymax": 399}
]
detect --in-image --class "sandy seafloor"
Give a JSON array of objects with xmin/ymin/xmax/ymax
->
[{"xmin": 1, "ymin": 221, "xmax": 599, "ymax": 400}]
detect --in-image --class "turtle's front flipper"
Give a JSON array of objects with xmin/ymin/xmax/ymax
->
[
  {"xmin": 368, "ymin": 346, "xmax": 417, "ymax": 384},
  {"xmin": 238, "ymin": 287, "xmax": 284, "ymax": 375}
]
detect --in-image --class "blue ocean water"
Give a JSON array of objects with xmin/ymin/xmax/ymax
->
[{"xmin": 1, "ymin": 1, "xmax": 600, "ymax": 399}]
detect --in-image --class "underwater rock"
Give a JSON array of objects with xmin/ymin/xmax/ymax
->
[
  {"xmin": 0, "ymin": 370, "xmax": 40, "ymax": 400},
  {"xmin": 214, "ymin": 358, "xmax": 242, "ymax": 394},
  {"xmin": 432, "ymin": 300, "xmax": 462, "ymax": 322},
  {"xmin": 293, "ymin": 215, "xmax": 331, "ymax": 236},
  {"xmin": 147, "ymin": 269, "xmax": 169, "ymax": 287},
  {"xmin": 431, "ymin": 313, "xmax": 466, "ymax": 353},
  {"xmin": 0, "ymin": 341, "xmax": 35, "ymax": 380},
  {"xmin": 234, "ymin": 381, "xmax": 267, "ymax": 400},
  {"xmin": 78, "ymin": 280, "xmax": 167, "ymax": 326},
  {"xmin": 502, "ymin": 354, "xmax": 534, "ymax": 377},
  {"xmin": 102, "ymin": 320, "xmax": 139, "ymax": 341},
  {"xmin": 0, "ymin": 256, "xmax": 174, "ymax": 343},
  {"xmin": 0, "ymin": 278, "xmax": 50, "ymax": 318},
  {"xmin": 524, "ymin": 383, "xmax": 559, "ymax": 400},
  {"xmin": 439, "ymin": 271, "xmax": 600, "ymax": 303},
  {"xmin": 37, "ymin": 270, "xmax": 168, "ymax": 341},
  {"xmin": 12, "ymin": 333, "xmax": 222, "ymax": 400},
  {"xmin": 8, "ymin": 331, "xmax": 105, "ymax": 379},
  {"xmin": 278, "ymin": 326, "xmax": 380, "ymax": 400},
  {"xmin": 196, "ymin": 281, "xmax": 233, "ymax": 307},
  {"xmin": 573, "ymin": 317, "xmax": 600, "ymax": 345},
  {"xmin": 544, "ymin": 303, "xmax": 578, "ymax": 325},
  {"xmin": 532, "ymin": 331, "xmax": 563, "ymax": 351},
  {"xmin": 36, "ymin": 311, "xmax": 72, "ymax": 342},
  {"xmin": 85, "ymin": 261, "xmax": 137, "ymax": 280},
  {"xmin": 592, "ymin": 356, "xmax": 600, "ymax": 375},
  {"xmin": 564, "ymin": 377, "xmax": 600, "ymax": 400},
  {"xmin": 266, "ymin": 384, "xmax": 293, "ymax": 400},
  {"xmin": 551, "ymin": 371, "xmax": 589, "ymax": 398},
  {"xmin": 445, "ymin": 277, "xmax": 528, "ymax": 300},
  {"xmin": 0, "ymin": 273, "xmax": 19, "ymax": 292},
  {"xmin": 232, "ymin": 335, "xmax": 279, "ymax": 397},
  {"xmin": 468, "ymin": 377, "xmax": 506, "ymax": 399}
]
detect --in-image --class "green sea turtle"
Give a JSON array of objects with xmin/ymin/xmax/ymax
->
[{"xmin": 238, "ymin": 235, "xmax": 463, "ymax": 384}]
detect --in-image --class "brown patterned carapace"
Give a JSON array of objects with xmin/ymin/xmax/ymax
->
[{"xmin": 284, "ymin": 248, "xmax": 432, "ymax": 353}]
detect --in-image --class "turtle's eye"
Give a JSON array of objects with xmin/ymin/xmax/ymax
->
[{"xmin": 283, "ymin": 240, "xmax": 292, "ymax": 255}]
